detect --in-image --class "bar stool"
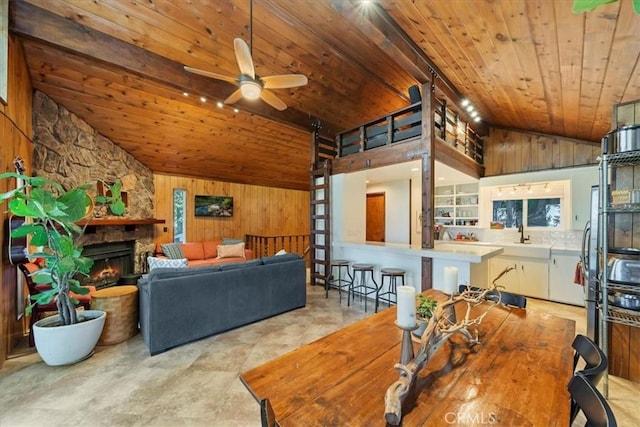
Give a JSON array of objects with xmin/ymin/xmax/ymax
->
[
  {"xmin": 349, "ymin": 263, "xmax": 379, "ymax": 313},
  {"xmin": 329, "ymin": 259, "xmax": 353, "ymax": 301},
  {"xmin": 376, "ymin": 268, "xmax": 406, "ymax": 312}
]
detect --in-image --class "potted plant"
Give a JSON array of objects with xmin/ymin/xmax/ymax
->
[
  {"xmin": 0, "ymin": 172, "xmax": 125, "ymax": 365},
  {"xmin": 414, "ymin": 295, "xmax": 437, "ymax": 338}
]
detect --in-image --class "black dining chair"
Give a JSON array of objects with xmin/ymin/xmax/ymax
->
[
  {"xmin": 570, "ymin": 334, "xmax": 608, "ymax": 423},
  {"xmin": 572, "ymin": 334, "xmax": 607, "ymax": 385},
  {"xmin": 568, "ymin": 372, "xmax": 617, "ymax": 427},
  {"xmin": 260, "ymin": 398, "xmax": 280, "ymax": 427},
  {"xmin": 457, "ymin": 285, "xmax": 527, "ymax": 308}
]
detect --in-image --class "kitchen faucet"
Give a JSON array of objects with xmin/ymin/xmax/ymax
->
[{"xmin": 518, "ymin": 224, "xmax": 530, "ymax": 244}]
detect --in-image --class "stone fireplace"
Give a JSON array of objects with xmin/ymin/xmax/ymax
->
[{"xmin": 32, "ymin": 91, "xmax": 158, "ymax": 271}]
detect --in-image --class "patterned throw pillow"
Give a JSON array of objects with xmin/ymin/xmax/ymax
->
[
  {"xmin": 161, "ymin": 243, "xmax": 185, "ymax": 259},
  {"xmin": 147, "ymin": 256, "xmax": 188, "ymax": 271}
]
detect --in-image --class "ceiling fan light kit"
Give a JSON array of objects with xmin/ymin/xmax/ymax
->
[
  {"xmin": 240, "ymin": 79, "xmax": 262, "ymax": 100},
  {"xmin": 183, "ymin": 0, "xmax": 308, "ymax": 111}
]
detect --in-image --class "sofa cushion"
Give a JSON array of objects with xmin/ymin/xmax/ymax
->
[
  {"xmin": 261, "ymin": 253, "xmax": 301, "ymax": 264},
  {"xmin": 181, "ymin": 242, "xmax": 205, "ymax": 260},
  {"xmin": 219, "ymin": 258, "xmax": 263, "ymax": 271},
  {"xmin": 148, "ymin": 256, "xmax": 188, "ymax": 271},
  {"xmin": 144, "ymin": 265, "xmax": 221, "ymax": 281},
  {"xmin": 203, "ymin": 240, "xmax": 222, "ymax": 259},
  {"xmin": 217, "ymin": 242, "xmax": 246, "ymax": 259},
  {"xmin": 161, "ymin": 243, "xmax": 185, "ymax": 259}
]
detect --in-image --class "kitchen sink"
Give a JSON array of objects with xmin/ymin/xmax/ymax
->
[{"xmin": 500, "ymin": 242, "xmax": 551, "ymax": 259}]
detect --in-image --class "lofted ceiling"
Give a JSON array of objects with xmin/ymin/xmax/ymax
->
[{"xmin": 10, "ymin": 0, "xmax": 640, "ymax": 190}]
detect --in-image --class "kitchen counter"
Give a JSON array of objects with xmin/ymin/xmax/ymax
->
[
  {"xmin": 336, "ymin": 241, "xmax": 503, "ymax": 262},
  {"xmin": 332, "ymin": 241, "xmax": 503, "ymax": 293}
]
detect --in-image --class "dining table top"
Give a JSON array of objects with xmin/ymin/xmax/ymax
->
[{"xmin": 240, "ymin": 290, "xmax": 576, "ymax": 426}]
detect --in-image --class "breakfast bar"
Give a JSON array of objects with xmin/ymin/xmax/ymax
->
[
  {"xmin": 240, "ymin": 290, "xmax": 576, "ymax": 426},
  {"xmin": 332, "ymin": 241, "xmax": 503, "ymax": 292}
]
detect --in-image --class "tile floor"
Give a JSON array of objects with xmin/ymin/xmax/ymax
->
[{"xmin": 1, "ymin": 284, "xmax": 638, "ymax": 426}]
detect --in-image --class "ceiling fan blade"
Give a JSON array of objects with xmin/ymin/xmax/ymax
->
[
  {"xmin": 260, "ymin": 89, "xmax": 287, "ymax": 111},
  {"xmin": 224, "ymin": 88, "xmax": 244, "ymax": 105},
  {"xmin": 234, "ymin": 38, "xmax": 255, "ymax": 79},
  {"xmin": 184, "ymin": 66, "xmax": 237, "ymax": 84},
  {"xmin": 262, "ymin": 74, "xmax": 308, "ymax": 89}
]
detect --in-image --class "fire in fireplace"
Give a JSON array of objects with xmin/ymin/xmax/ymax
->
[{"xmin": 80, "ymin": 241, "xmax": 135, "ymax": 289}]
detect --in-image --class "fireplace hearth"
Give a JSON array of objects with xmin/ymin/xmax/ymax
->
[{"xmin": 81, "ymin": 241, "xmax": 135, "ymax": 289}]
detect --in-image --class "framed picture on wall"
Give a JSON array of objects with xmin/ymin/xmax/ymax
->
[{"xmin": 194, "ymin": 195, "xmax": 233, "ymax": 217}]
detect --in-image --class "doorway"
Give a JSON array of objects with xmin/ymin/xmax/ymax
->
[{"xmin": 366, "ymin": 192, "xmax": 385, "ymax": 242}]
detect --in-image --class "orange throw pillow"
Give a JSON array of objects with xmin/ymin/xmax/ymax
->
[
  {"xmin": 180, "ymin": 242, "xmax": 205, "ymax": 260},
  {"xmin": 202, "ymin": 240, "xmax": 221, "ymax": 259}
]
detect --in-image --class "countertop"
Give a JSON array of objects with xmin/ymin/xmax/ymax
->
[{"xmin": 333, "ymin": 241, "xmax": 504, "ymax": 263}]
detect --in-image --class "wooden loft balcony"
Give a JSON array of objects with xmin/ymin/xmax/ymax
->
[{"xmin": 332, "ymin": 94, "xmax": 486, "ymax": 179}]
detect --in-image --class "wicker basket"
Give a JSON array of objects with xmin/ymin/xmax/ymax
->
[{"xmin": 91, "ymin": 285, "xmax": 138, "ymax": 345}]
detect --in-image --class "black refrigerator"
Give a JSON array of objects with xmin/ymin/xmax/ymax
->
[{"xmin": 581, "ymin": 185, "xmax": 600, "ymax": 340}]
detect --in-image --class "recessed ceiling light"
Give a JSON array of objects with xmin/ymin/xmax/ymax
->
[
  {"xmin": 474, "ymin": 117, "xmax": 481, "ymax": 122},
  {"xmin": 233, "ymin": 108, "xmax": 239, "ymax": 113},
  {"xmin": 216, "ymin": 101, "xmax": 224, "ymax": 108},
  {"xmin": 182, "ymin": 91, "xmax": 189, "ymax": 97},
  {"xmin": 466, "ymin": 105, "xmax": 474, "ymax": 112},
  {"xmin": 461, "ymin": 99, "xmax": 470, "ymax": 107},
  {"xmin": 200, "ymin": 96, "xmax": 207, "ymax": 103}
]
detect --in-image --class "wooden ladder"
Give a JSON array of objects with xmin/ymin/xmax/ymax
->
[{"xmin": 309, "ymin": 123, "xmax": 337, "ymax": 295}]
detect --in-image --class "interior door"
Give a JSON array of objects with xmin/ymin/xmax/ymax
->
[{"xmin": 366, "ymin": 193, "xmax": 385, "ymax": 242}]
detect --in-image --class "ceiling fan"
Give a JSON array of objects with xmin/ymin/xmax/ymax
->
[{"xmin": 184, "ymin": 0, "xmax": 308, "ymax": 111}]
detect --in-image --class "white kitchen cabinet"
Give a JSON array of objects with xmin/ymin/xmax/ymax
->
[
  {"xmin": 489, "ymin": 255, "xmax": 549, "ymax": 299},
  {"xmin": 549, "ymin": 252, "xmax": 585, "ymax": 306}
]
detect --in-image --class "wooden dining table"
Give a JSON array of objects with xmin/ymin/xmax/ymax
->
[{"xmin": 240, "ymin": 290, "xmax": 576, "ymax": 426}]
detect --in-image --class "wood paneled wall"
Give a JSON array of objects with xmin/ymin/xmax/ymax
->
[
  {"xmin": 1, "ymin": 34, "xmax": 33, "ymax": 366},
  {"xmin": 153, "ymin": 174, "xmax": 310, "ymax": 245},
  {"xmin": 483, "ymin": 127, "xmax": 599, "ymax": 175}
]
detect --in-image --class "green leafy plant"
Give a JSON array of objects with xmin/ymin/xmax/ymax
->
[
  {"xmin": 0, "ymin": 173, "xmax": 125, "ymax": 326},
  {"xmin": 416, "ymin": 295, "xmax": 437, "ymax": 321}
]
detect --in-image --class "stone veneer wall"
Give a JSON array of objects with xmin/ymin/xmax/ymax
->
[{"xmin": 31, "ymin": 91, "xmax": 156, "ymax": 273}]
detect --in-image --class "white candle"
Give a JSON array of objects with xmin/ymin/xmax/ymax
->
[
  {"xmin": 397, "ymin": 286, "xmax": 416, "ymax": 328},
  {"xmin": 444, "ymin": 266, "xmax": 458, "ymax": 295}
]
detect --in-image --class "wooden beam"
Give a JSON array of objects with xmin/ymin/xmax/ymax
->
[{"xmin": 9, "ymin": 1, "xmax": 341, "ymax": 137}]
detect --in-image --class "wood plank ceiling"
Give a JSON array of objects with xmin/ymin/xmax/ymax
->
[{"xmin": 10, "ymin": 0, "xmax": 640, "ymax": 190}]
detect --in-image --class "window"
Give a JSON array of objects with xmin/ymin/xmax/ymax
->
[
  {"xmin": 487, "ymin": 181, "xmax": 569, "ymax": 229},
  {"xmin": 173, "ymin": 188, "xmax": 186, "ymax": 243},
  {"xmin": 492, "ymin": 200, "xmax": 522, "ymax": 228},
  {"xmin": 527, "ymin": 198, "xmax": 561, "ymax": 227}
]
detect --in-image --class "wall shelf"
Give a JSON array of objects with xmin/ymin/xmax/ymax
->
[{"xmin": 435, "ymin": 183, "xmax": 479, "ymax": 227}]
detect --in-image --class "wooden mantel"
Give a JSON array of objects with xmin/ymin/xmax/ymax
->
[{"xmin": 78, "ymin": 218, "xmax": 165, "ymax": 232}]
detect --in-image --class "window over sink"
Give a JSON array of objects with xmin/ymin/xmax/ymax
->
[{"xmin": 485, "ymin": 180, "xmax": 569, "ymax": 230}]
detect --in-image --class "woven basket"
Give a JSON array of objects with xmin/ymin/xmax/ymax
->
[{"xmin": 91, "ymin": 285, "xmax": 138, "ymax": 345}]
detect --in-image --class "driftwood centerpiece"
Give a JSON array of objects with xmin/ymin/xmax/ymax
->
[{"xmin": 384, "ymin": 267, "xmax": 515, "ymax": 425}]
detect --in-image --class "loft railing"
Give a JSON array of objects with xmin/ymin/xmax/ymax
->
[
  {"xmin": 336, "ymin": 98, "xmax": 483, "ymax": 164},
  {"xmin": 245, "ymin": 234, "xmax": 310, "ymax": 264}
]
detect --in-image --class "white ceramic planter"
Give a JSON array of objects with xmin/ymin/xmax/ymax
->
[{"xmin": 33, "ymin": 310, "xmax": 106, "ymax": 366}]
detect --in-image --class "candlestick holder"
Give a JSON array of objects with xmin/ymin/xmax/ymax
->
[{"xmin": 395, "ymin": 321, "xmax": 419, "ymax": 365}]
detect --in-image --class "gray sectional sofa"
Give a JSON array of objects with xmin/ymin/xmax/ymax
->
[{"xmin": 137, "ymin": 253, "xmax": 306, "ymax": 355}]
